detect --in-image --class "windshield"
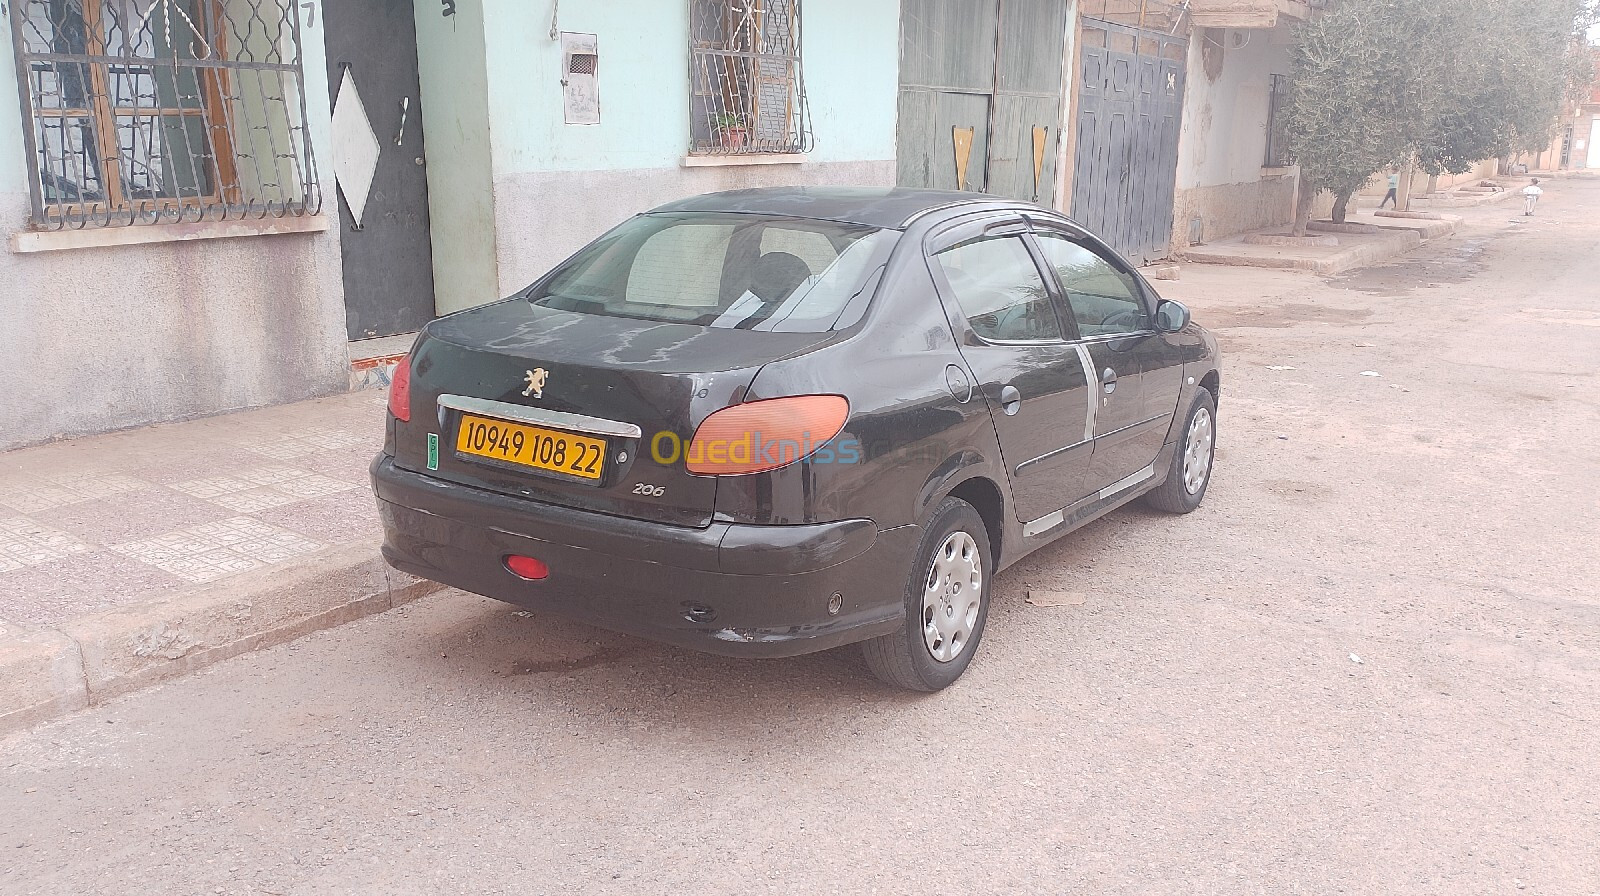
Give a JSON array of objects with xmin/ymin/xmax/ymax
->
[{"xmin": 525, "ymin": 213, "xmax": 899, "ymax": 332}]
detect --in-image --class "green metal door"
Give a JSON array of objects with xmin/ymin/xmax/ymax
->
[{"xmin": 897, "ymin": 0, "xmax": 1066, "ymax": 204}]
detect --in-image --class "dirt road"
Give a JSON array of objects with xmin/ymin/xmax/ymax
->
[{"xmin": 3, "ymin": 180, "xmax": 1597, "ymax": 895}]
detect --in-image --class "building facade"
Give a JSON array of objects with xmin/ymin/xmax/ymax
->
[
  {"xmin": 1, "ymin": 0, "xmax": 901, "ymax": 451},
  {"xmin": 892, "ymin": 0, "xmax": 1313, "ymax": 262},
  {"xmin": 1, "ymin": 0, "xmax": 348, "ymax": 451}
]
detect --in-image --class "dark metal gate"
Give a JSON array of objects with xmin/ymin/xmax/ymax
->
[
  {"xmin": 896, "ymin": 0, "xmax": 1067, "ymax": 204},
  {"xmin": 323, "ymin": 0, "xmax": 437, "ymax": 341},
  {"xmin": 1069, "ymin": 19, "xmax": 1186, "ymax": 265}
]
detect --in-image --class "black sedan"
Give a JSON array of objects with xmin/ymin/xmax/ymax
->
[{"xmin": 373, "ymin": 187, "xmax": 1220, "ymax": 690}]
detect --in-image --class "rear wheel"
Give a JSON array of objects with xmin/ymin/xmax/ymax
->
[
  {"xmin": 861, "ymin": 497, "xmax": 992, "ymax": 691},
  {"xmin": 1145, "ymin": 388, "xmax": 1216, "ymax": 514}
]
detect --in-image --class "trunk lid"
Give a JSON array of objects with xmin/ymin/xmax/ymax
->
[{"xmin": 393, "ymin": 300, "xmax": 833, "ymax": 527}]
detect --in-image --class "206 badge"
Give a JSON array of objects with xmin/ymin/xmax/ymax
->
[{"xmin": 523, "ymin": 368, "xmax": 549, "ymax": 399}]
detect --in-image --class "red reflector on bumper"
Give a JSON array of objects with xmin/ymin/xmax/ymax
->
[{"xmin": 504, "ymin": 555, "xmax": 549, "ymax": 580}]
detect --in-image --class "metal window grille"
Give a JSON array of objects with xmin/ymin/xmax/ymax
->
[
  {"xmin": 9, "ymin": 0, "xmax": 321, "ymax": 230},
  {"xmin": 688, "ymin": 0, "xmax": 812, "ymax": 155},
  {"xmin": 1264, "ymin": 72, "xmax": 1290, "ymax": 167}
]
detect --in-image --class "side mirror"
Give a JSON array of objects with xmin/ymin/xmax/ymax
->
[{"xmin": 1155, "ymin": 299, "xmax": 1191, "ymax": 334}]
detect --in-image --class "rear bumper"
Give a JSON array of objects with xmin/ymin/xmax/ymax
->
[{"xmin": 371, "ymin": 455, "xmax": 914, "ymax": 658}]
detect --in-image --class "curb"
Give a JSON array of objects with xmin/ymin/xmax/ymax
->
[
  {"xmin": 0, "ymin": 543, "xmax": 442, "ymax": 735},
  {"xmin": 1181, "ymin": 229, "xmax": 1425, "ymax": 275}
]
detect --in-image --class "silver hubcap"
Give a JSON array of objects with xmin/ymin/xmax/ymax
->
[
  {"xmin": 1183, "ymin": 407, "xmax": 1214, "ymax": 495},
  {"xmin": 922, "ymin": 531, "xmax": 982, "ymax": 663}
]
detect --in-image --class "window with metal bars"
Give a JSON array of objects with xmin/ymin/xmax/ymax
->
[
  {"xmin": 688, "ymin": 0, "xmax": 812, "ymax": 155},
  {"xmin": 9, "ymin": 0, "xmax": 320, "ymax": 229}
]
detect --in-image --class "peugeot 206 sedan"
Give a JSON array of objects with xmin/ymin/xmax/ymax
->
[{"xmin": 373, "ymin": 187, "xmax": 1220, "ymax": 690}]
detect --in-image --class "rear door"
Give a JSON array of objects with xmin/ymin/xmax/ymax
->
[
  {"xmin": 928, "ymin": 218, "xmax": 1097, "ymax": 522},
  {"xmin": 1032, "ymin": 229, "xmax": 1170, "ymax": 488}
]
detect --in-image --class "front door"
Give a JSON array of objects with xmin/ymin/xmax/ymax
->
[
  {"xmin": 1033, "ymin": 230, "xmax": 1170, "ymax": 488},
  {"xmin": 928, "ymin": 227, "xmax": 1097, "ymax": 522},
  {"xmin": 323, "ymin": 0, "xmax": 437, "ymax": 341}
]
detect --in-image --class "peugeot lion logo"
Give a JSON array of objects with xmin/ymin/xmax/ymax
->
[{"xmin": 522, "ymin": 368, "xmax": 549, "ymax": 399}]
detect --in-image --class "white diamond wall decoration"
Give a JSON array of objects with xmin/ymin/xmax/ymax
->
[{"xmin": 330, "ymin": 68, "xmax": 381, "ymax": 228}]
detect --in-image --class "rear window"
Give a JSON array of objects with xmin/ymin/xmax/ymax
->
[{"xmin": 526, "ymin": 213, "xmax": 898, "ymax": 332}]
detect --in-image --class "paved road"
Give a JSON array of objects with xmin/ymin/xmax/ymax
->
[{"xmin": 4, "ymin": 181, "xmax": 1598, "ymax": 895}]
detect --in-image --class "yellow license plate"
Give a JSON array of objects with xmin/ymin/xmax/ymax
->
[{"xmin": 455, "ymin": 414, "xmax": 607, "ymax": 481}]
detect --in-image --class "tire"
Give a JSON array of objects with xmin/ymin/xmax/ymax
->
[
  {"xmin": 861, "ymin": 497, "xmax": 993, "ymax": 691},
  {"xmin": 1145, "ymin": 388, "xmax": 1217, "ymax": 514}
]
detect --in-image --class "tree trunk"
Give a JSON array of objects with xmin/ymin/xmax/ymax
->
[
  {"xmin": 1292, "ymin": 174, "xmax": 1317, "ymax": 237},
  {"xmin": 1396, "ymin": 158, "xmax": 1418, "ymax": 212},
  {"xmin": 1331, "ymin": 190, "xmax": 1353, "ymax": 224}
]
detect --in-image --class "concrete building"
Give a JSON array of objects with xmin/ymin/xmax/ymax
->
[
  {"xmin": 891, "ymin": 0, "xmax": 1312, "ymax": 264},
  {"xmin": 1, "ymin": 0, "xmax": 348, "ymax": 451},
  {"xmin": 413, "ymin": 0, "xmax": 899, "ymax": 314},
  {"xmin": 1, "ymin": 0, "xmax": 900, "ymax": 451},
  {"xmin": 1060, "ymin": 0, "xmax": 1313, "ymax": 256},
  {"xmin": 1567, "ymin": 69, "xmax": 1600, "ymax": 169},
  {"xmin": 1167, "ymin": 17, "xmax": 1302, "ymax": 251}
]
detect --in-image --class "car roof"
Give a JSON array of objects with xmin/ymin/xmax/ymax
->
[{"xmin": 647, "ymin": 186, "xmax": 1044, "ymax": 230}]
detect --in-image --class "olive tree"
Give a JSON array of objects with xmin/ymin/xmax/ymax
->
[
  {"xmin": 1282, "ymin": 0, "xmax": 1595, "ymax": 234},
  {"xmin": 1281, "ymin": 0, "xmax": 1411, "ymax": 232}
]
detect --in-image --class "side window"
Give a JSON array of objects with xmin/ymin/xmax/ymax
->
[
  {"xmin": 1034, "ymin": 234, "xmax": 1149, "ymax": 337},
  {"xmin": 933, "ymin": 236, "xmax": 1062, "ymax": 343}
]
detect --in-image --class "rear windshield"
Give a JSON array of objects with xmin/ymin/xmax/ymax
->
[{"xmin": 525, "ymin": 213, "xmax": 898, "ymax": 332}]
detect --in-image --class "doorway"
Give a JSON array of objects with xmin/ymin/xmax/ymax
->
[
  {"xmin": 1068, "ymin": 19, "xmax": 1187, "ymax": 265},
  {"xmin": 323, "ymin": 0, "xmax": 438, "ymax": 341},
  {"xmin": 895, "ymin": 0, "xmax": 1068, "ymax": 205}
]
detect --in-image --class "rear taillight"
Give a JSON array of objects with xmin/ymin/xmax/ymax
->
[
  {"xmin": 388, "ymin": 354, "xmax": 412, "ymax": 423},
  {"xmin": 685, "ymin": 395, "xmax": 849, "ymax": 476}
]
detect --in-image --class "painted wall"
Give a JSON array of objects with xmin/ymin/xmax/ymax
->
[
  {"xmin": 408, "ymin": 0, "xmax": 900, "ymax": 300},
  {"xmin": 1174, "ymin": 28, "xmax": 1289, "ymax": 191},
  {"xmin": 1171, "ymin": 26, "xmax": 1294, "ymax": 248},
  {"xmin": 0, "ymin": 2, "xmax": 348, "ymax": 450},
  {"xmin": 478, "ymin": 0, "xmax": 899, "ymax": 175}
]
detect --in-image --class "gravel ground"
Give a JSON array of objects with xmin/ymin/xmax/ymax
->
[{"xmin": 2, "ymin": 180, "xmax": 1597, "ymax": 896}]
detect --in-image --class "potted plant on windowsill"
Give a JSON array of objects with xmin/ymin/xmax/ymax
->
[{"xmin": 715, "ymin": 113, "xmax": 749, "ymax": 149}]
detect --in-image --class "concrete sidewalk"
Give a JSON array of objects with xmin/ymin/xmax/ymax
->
[
  {"xmin": 1180, "ymin": 208, "xmax": 1460, "ymax": 275},
  {"xmin": 0, "ymin": 390, "xmax": 439, "ymax": 733}
]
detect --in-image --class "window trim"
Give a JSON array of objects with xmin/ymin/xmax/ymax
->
[
  {"xmin": 925, "ymin": 221, "xmax": 1072, "ymax": 347},
  {"xmin": 1028, "ymin": 227, "xmax": 1157, "ymax": 340}
]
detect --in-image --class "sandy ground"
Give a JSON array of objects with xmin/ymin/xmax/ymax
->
[{"xmin": 2, "ymin": 180, "xmax": 1597, "ymax": 895}]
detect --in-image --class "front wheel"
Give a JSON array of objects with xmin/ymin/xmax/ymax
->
[
  {"xmin": 1145, "ymin": 387, "xmax": 1217, "ymax": 514},
  {"xmin": 861, "ymin": 497, "xmax": 993, "ymax": 691}
]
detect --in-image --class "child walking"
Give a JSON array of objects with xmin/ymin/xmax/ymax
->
[
  {"xmin": 1522, "ymin": 178, "xmax": 1543, "ymax": 216},
  {"xmin": 1379, "ymin": 170, "xmax": 1400, "ymax": 209}
]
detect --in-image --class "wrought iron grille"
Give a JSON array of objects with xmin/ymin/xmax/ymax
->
[
  {"xmin": 688, "ymin": 0, "xmax": 812, "ymax": 155},
  {"xmin": 1264, "ymin": 72, "xmax": 1291, "ymax": 166},
  {"xmin": 9, "ymin": 0, "xmax": 320, "ymax": 229}
]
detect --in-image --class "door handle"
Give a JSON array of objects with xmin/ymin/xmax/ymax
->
[
  {"xmin": 1101, "ymin": 368, "xmax": 1117, "ymax": 394},
  {"xmin": 395, "ymin": 96, "xmax": 410, "ymax": 146},
  {"xmin": 999, "ymin": 385, "xmax": 1022, "ymax": 416}
]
